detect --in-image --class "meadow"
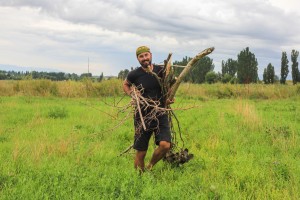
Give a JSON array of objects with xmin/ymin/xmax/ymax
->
[{"xmin": 0, "ymin": 80, "xmax": 299, "ymax": 199}]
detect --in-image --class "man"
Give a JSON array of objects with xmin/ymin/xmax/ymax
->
[{"xmin": 123, "ymin": 46, "xmax": 172, "ymax": 172}]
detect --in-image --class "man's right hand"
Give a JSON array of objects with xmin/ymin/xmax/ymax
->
[{"xmin": 166, "ymin": 98, "xmax": 175, "ymax": 105}]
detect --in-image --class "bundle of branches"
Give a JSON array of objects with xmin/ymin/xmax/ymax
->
[
  {"xmin": 120, "ymin": 47, "xmax": 214, "ymax": 165},
  {"xmin": 130, "ymin": 86, "xmax": 170, "ymax": 134}
]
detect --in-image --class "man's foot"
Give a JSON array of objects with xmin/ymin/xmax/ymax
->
[{"xmin": 146, "ymin": 164, "xmax": 153, "ymax": 171}]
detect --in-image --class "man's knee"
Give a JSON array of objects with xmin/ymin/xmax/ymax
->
[{"xmin": 159, "ymin": 141, "xmax": 171, "ymax": 151}]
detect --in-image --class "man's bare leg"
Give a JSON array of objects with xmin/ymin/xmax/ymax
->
[
  {"xmin": 134, "ymin": 150, "xmax": 147, "ymax": 172},
  {"xmin": 147, "ymin": 141, "xmax": 170, "ymax": 170}
]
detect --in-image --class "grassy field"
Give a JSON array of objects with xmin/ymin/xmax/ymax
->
[{"xmin": 0, "ymin": 81, "xmax": 299, "ymax": 199}]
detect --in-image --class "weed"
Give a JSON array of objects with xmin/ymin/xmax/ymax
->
[
  {"xmin": 48, "ymin": 107, "xmax": 68, "ymax": 119},
  {"xmin": 273, "ymin": 161, "xmax": 290, "ymax": 181},
  {"xmin": 208, "ymin": 185, "xmax": 221, "ymax": 200},
  {"xmin": 0, "ymin": 136, "xmax": 8, "ymax": 143},
  {"xmin": 216, "ymin": 86, "xmax": 234, "ymax": 98},
  {"xmin": 265, "ymin": 126, "xmax": 291, "ymax": 139}
]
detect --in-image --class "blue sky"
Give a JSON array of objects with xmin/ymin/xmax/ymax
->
[{"xmin": 0, "ymin": 0, "xmax": 299, "ymax": 76}]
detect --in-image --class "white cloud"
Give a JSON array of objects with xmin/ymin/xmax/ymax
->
[
  {"xmin": 0, "ymin": 0, "xmax": 299, "ymax": 76},
  {"xmin": 268, "ymin": 0, "xmax": 300, "ymax": 13}
]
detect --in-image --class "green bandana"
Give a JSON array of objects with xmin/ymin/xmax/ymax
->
[{"xmin": 136, "ymin": 46, "xmax": 150, "ymax": 57}]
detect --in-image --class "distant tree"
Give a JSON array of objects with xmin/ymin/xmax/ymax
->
[
  {"xmin": 216, "ymin": 72, "xmax": 222, "ymax": 82},
  {"xmin": 72, "ymin": 73, "xmax": 79, "ymax": 81},
  {"xmin": 130, "ymin": 66, "xmax": 139, "ymax": 71},
  {"xmin": 98, "ymin": 72, "xmax": 104, "ymax": 82},
  {"xmin": 263, "ymin": 63, "xmax": 275, "ymax": 84},
  {"xmin": 189, "ymin": 56, "xmax": 214, "ymax": 83},
  {"xmin": 0, "ymin": 71, "xmax": 7, "ymax": 80},
  {"xmin": 64, "ymin": 73, "xmax": 71, "ymax": 80},
  {"xmin": 237, "ymin": 47, "xmax": 258, "ymax": 84},
  {"xmin": 6, "ymin": 71, "xmax": 13, "ymax": 80},
  {"xmin": 124, "ymin": 69, "xmax": 129, "ymax": 79},
  {"xmin": 23, "ymin": 71, "xmax": 33, "ymax": 80},
  {"xmin": 118, "ymin": 69, "xmax": 130, "ymax": 80},
  {"xmin": 31, "ymin": 71, "xmax": 40, "ymax": 79},
  {"xmin": 173, "ymin": 56, "xmax": 189, "ymax": 81},
  {"xmin": 0, "ymin": 70, "xmax": 83, "ymax": 81},
  {"xmin": 221, "ymin": 58, "xmax": 237, "ymax": 77},
  {"xmin": 173, "ymin": 56, "xmax": 214, "ymax": 83},
  {"xmin": 80, "ymin": 73, "xmax": 92, "ymax": 79},
  {"xmin": 263, "ymin": 68, "xmax": 267, "ymax": 84},
  {"xmin": 205, "ymin": 71, "xmax": 218, "ymax": 84},
  {"xmin": 280, "ymin": 51, "xmax": 289, "ymax": 84},
  {"xmin": 268, "ymin": 63, "xmax": 275, "ymax": 84},
  {"xmin": 56, "ymin": 72, "xmax": 65, "ymax": 81},
  {"xmin": 291, "ymin": 49, "xmax": 299, "ymax": 85}
]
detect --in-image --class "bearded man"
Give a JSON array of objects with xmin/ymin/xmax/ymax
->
[{"xmin": 123, "ymin": 46, "xmax": 172, "ymax": 172}]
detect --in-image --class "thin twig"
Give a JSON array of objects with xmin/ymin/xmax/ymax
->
[
  {"xmin": 118, "ymin": 144, "xmax": 134, "ymax": 157},
  {"xmin": 79, "ymin": 101, "xmax": 117, "ymax": 120},
  {"xmin": 90, "ymin": 109, "xmax": 132, "ymax": 138}
]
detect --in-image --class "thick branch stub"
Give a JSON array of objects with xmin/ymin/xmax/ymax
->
[{"xmin": 168, "ymin": 47, "xmax": 215, "ymax": 100}]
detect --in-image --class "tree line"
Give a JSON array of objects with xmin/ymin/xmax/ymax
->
[
  {"xmin": 118, "ymin": 47, "xmax": 300, "ymax": 84},
  {"xmin": 1, "ymin": 47, "xmax": 298, "ymax": 84},
  {"xmin": 0, "ymin": 70, "xmax": 105, "ymax": 82}
]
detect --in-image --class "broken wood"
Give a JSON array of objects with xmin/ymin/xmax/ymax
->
[{"xmin": 168, "ymin": 47, "xmax": 214, "ymax": 100}]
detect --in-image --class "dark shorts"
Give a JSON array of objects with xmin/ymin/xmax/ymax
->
[{"xmin": 133, "ymin": 114, "xmax": 171, "ymax": 151}]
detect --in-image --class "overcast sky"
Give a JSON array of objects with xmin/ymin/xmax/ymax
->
[{"xmin": 1, "ymin": 0, "xmax": 299, "ymax": 76}]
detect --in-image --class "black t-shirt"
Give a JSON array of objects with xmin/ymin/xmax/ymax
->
[{"xmin": 126, "ymin": 65, "xmax": 165, "ymax": 107}]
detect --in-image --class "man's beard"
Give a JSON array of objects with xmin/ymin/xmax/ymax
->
[{"xmin": 140, "ymin": 60, "xmax": 152, "ymax": 68}]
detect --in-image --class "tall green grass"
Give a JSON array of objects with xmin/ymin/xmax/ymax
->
[
  {"xmin": 1, "ymin": 79, "xmax": 300, "ymax": 99},
  {"xmin": 0, "ymin": 79, "xmax": 123, "ymax": 97},
  {"xmin": 0, "ymin": 96, "xmax": 299, "ymax": 199},
  {"xmin": 177, "ymin": 82, "xmax": 300, "ymax": 100}
]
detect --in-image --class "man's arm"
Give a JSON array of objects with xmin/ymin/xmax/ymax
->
[{"xmin": 123, "ymin": 79, "xmax": 132, "ymax": 96}]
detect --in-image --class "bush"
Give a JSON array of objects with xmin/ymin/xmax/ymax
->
[
  {"xmin": 205, "ymin": 71, "xmax": 218, "ymax": 84},
  {"xmin": 221, "ymin": 74, "xmax": 233, "ymax": 83},
  {"xmin": 230, "ymin": 77, "xmax": 237, "ymax": 84},
  {"xmin": 216, "ymin": 87, "xmax": 234, "ymax": 98}
]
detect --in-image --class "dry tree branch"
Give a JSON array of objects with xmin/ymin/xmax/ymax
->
[
  {"xmin": 79, "ymin": 101, "xmax": 117, "ymax": 120},
  {"xmin": 132, "ymin": 87, "xmax": 147, "ymax": 131},
  {"xmin": 90, "ymin": 108, "xmax": 132, "ymax": 138},
  {"xmin": 118, "ymin": 144, "xmax": 134, "ymax": 157},
  {"xmin": 168, "ymin": 47, "xmax": 214, "ymax": 100}
]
